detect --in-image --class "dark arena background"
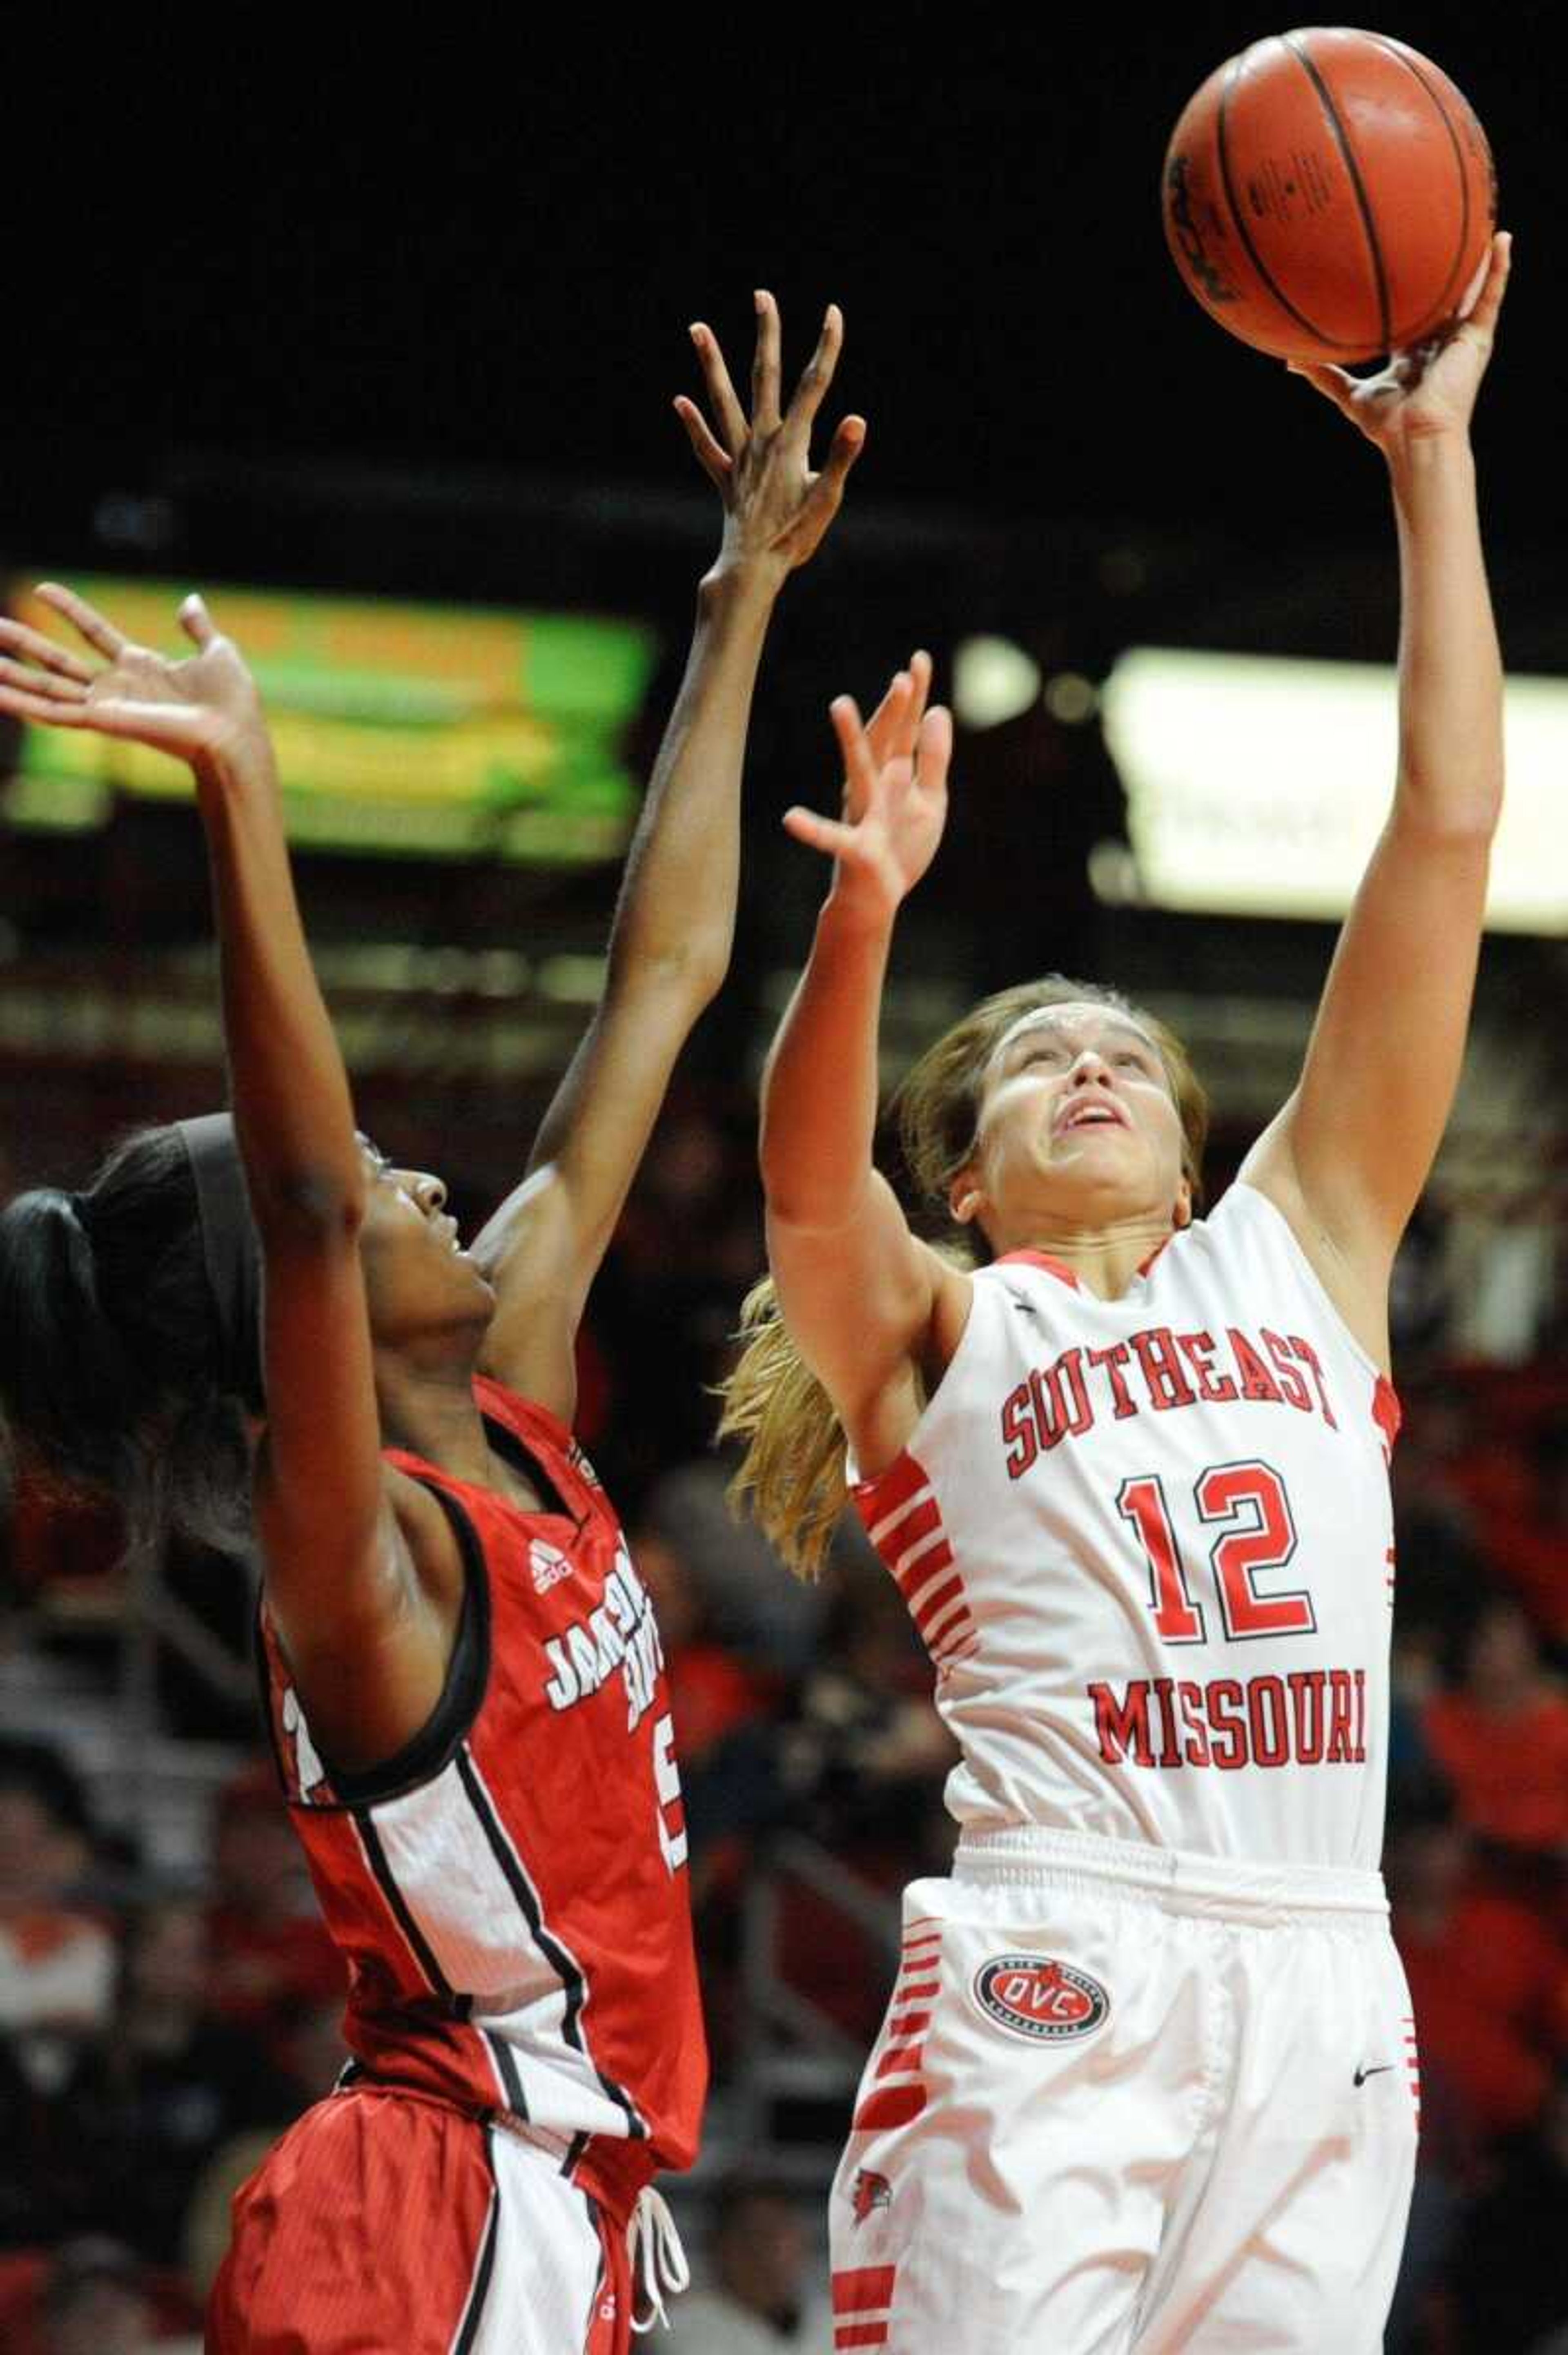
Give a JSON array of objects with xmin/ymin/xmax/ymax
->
[{"xmin": 1, "ymin": 9, "xmax": 1565, "ymax": 2349}]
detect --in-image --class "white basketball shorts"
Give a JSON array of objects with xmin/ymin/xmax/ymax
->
[{"xmin": 829, "ymin": 1825, "xmax": 1419, "ymax": 2354}]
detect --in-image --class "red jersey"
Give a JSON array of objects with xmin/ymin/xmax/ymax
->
[{"xmin": 257, "ymin": 1376, "xmax": 706, "ymax": 2224}]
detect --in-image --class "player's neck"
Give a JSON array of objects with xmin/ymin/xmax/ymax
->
[
  {"xmin": 375, "ymin": 1355, "xmax": 492, "ymax": 1483},
  {"xmin": 995, "ymin": 1210, "xmax": 1181, "ymax": 1300}
]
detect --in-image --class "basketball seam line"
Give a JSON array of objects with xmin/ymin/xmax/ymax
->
[
  {"xmin": 1281, "ymin": 31, "xmax": 1390, "ymax": 358},
  {"xmin": 1215, "ymin": 51, "xmax": 1352, "ymax": 350},
  {"xmin": 1364, "ymin": 32, "xmax": 1479, "ymax": 334}
]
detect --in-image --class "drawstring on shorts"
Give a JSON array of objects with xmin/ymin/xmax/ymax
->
[{"xmin": 628, "ymin": 2185, "xmax": 689, "ymax": 2333}]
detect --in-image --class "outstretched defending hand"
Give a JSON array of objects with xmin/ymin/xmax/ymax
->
[
  {"xmin": 0, "ymin": 585, "xmax": 264, "ymax": 769},
  {"xmin": 784, "ymin": 651, "xmax": 953, "ymax": 922},
  {"xmin": 1290, "ymin": 229, "xmax": 1511, "ymax": 450},
  {"xmin": 676, "ymin": 292, "xmax": 865, "ymax": 584}
]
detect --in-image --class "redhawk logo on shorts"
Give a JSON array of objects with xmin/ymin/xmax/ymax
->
[
  {"xmin": 851, "ymin": 2169, "xmax": 892, "ymax": 2224},
  {"xmin": 973, "ymin": 1954, "xmax": 1110, "ymax": 2042}
]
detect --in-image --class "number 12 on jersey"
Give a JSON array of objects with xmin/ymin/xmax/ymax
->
[{"xmin": 1117, "ymin": 1461, "xmax": 1316, "ymax": 1644}]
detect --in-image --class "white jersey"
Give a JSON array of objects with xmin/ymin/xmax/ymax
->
[{"xmin": 851, "ymin": 1180, "xmax": 1401, "ymax": 1871}]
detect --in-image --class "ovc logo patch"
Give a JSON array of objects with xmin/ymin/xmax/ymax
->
[{"xmin": 973, "ymin": 1954, "xmax": 1110, "ymax": 2043}]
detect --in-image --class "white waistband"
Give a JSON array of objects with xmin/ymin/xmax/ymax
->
[{"xmin": 953, "ymin": 1823, "xmax": 1387, "ymax": 1925}]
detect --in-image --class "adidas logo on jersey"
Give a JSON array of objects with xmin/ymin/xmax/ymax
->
[{"xmin": 531, "ymin": 1539, "xmax": 575, "ymax": 1596}]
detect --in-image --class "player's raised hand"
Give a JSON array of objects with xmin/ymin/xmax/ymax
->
[
  {"xmin": 784, "ymin": 660, "xmax": 952, "ymax": 921},
  {"xmin": 675, "ymin": 292, "xmax": 865, "ymax": 584},
  {"xmin": 1289, "ymin": 229, "xmax": 1512, "ymax": 451},
  {"xmin": 0, "ymin": 586, "xmax": 265, "ymax": 768},
  {"xmin": 853, "ymin": 650, "xmax": 935, "ymax": 814}
]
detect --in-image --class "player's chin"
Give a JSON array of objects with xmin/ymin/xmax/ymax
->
[{"xmin": 452, "ymin": 1255, "xmax": 498, "ymax": 1315}]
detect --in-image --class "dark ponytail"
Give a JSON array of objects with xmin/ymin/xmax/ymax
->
[{"xmin": 0, "ymin": 1127, "xmax": 253, "ymax": 1560}]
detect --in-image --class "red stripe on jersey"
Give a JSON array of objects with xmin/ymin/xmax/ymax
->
[
  {"xmin": 833, "ymin": 2267, "xmax": 898, "ymax": 2315},
  {"xmin": 854, "ymin": 1452, "xmax": 930, "ymax": 1531},
  {"xmin": 882, "ymin": 1498, "xmax": 942, "ymax": 1570},
  {"xmin": 873, "ymin": 2042, "xmax": 924, "ymax": 2081},
  {"xmin": 918, "ymin": 1584, "xmax": 970, "ymax": 1648},
  {"xmin": 910, "ymin": 1563, "xmax": 961, "ymax": 1624},
  {"xmin": 853, "ymin": 2083, "xmax": 927, "ymax": 2131},
  {"xmin": 894, "ymin": 1976, "xmax": 940, "ymax": 2003},
  {"xmin": 834, "ymin": 2326, "xmax": 889, "ymax": 2350},
  {"xmin": 886, "ymin": 2009, "xmax": 931, "ymax": 2039},
  {"xmin": 902, "ymin": 1544, "xmax": 956, "ymax": 1609},
  {"xmin": 923, "ymin": 1604, "xmax": 978, "ymax": 1666},
  {"xmin": 1372, "ymin": 1374, "xmax": 1402, "ymax": 1461}
]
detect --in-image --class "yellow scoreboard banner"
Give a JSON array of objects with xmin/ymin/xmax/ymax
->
[{"xmin": 4, "ymin": 578, "xmax": 657, "ymax": 864}]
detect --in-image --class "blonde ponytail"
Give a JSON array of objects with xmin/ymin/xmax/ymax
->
[{"xmin": 716, "ymin": 1274, "xmax": 849, "ymax": 1582}]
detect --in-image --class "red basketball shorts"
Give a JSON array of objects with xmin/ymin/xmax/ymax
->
[
  {"xmin": 829, "ymin": 1825, "xmax": 1420, "ymax": 2353},
  {"xmin": 206, "ymin": 2084, "xmax": 630, "ymax": 2355}
]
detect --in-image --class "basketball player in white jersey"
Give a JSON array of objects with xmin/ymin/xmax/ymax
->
[{"xmin": 721, "ymin": 232, "xmax": 1512, "ymax": 2351}]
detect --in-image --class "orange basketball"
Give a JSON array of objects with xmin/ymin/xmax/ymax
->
[{"xmin": 1163, "ymin": 27, "xmax": 1496, "ymax": 365}]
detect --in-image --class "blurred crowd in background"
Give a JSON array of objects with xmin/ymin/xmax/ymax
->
[{"xmin": 0, "ymin": 1093, "xmax": 1564, "ymax": 2355}]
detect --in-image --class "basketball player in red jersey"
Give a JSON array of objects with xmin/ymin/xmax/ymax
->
[
  {"xmin": 0, "ymin": 294, "xmax": 861, "ymax": 2354},
  {"xmin": 722, "ymin": 237, "xmax": 1511, "ymax": 2351}
]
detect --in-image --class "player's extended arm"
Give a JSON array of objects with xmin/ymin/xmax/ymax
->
[
  {"xmin": 762, "ymin": 661, "xmax": 969, "ymax": 1472},
  {"xmin": 1242, "ymin": 233, "xmax": 1512, "ymax": 1364},
  {"xmin": 470, "ymin": 295, "xmax": 864, "ymax": 1416},
  {"xmin": 0, "ymin": 588, "xmax": 423, "ymax": 1738}
]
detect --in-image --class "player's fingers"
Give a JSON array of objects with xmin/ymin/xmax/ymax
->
[
  {"xmin": 0, "ymin": 683, "xmax": 96, "ymax": 729},
  {"xmin": 783, "ymin": 303, "xmax": 843, "ymax": 437},
  {"xmin": 0, "ymin": 654, "xmax": 87, "ymax": 704},
  {"xmin": 890, "ymin": 650, "xmax": 933, "ymax": 761},
  {"xmin": 673, "ymin": 397, "xmax": 733, "ymax": 490},
  {"xmin": 814, "ymin": 415, "xmax": 866, "ymax": 504},
  {"xmin": 782, "ymin": 804, "xmax": 859, "ymax": 859},
  {"xmin": 35, "ymin": 582, "xmax": 127, "ymax": 662},
  {"xmin": 915, "ymin": 704, "xmax": 954, "ymax": 791},
  {"xmin": 752, "ymin": 289, "xmax": 782, "ymax": 434},
  {"xmin": 857, "ymin": 674, "xmax": 914, "ymax": 809},
  {"xmin": 688, "ymin": 323, "xmax": 748, "ymax": 456},
  {"xmin": 906, "ymin": 649, "xmax": 934, "ymax": 733},
  {"xmin": 784, "ymin": 418, "xmax": 865, "ymax": 561},
  {"xmin": 179, "ymin": 593, "xmax": 219, "ymax": 650},
  {"xmin": 1286, "ymin": 359, "xmax": 1359, "ymax": 413},
  {"xmin": 829, "ymin": 691, "xmax": 882, "ymax": 809},
  {"xmin": 0, "ymin": 615, "xmax": 95, "ymax": 683},
  {"xmin": 1461, "ymin": 228, "xmax": 1512, "ymax": 339},
  {"xmin": 863, "ymin": 667, "xmax": 915, "ymax": 759}
]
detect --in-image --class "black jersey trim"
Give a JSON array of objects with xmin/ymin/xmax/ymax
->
[
  {"xmin": 480, "ymin": 1408, "xmax": 581, "ymax": 1524},
  {"xmin": 354, "ymin": 1807, "xmax": 456, "ymax": 2000},
  {"xmin": 451, "ymin": 2127, "xmax": 501, "ymax": 2355},
  {"xmin": 483, "ymin": 2027, "xmax": 530, "ymax": 2121},
  {"xmin": 262, "ymin": 1483, "xmax": 494, "ymax": 1816},
  {"xmin": 455, "ymin": 1744, "xmax": 649, "ymax": 2142},
  {"xmin": 561, "ymin": 2128, "xmax": 589, "ymax": 2178},
  {"xmin": 325, "ymin": 1485, "xmax": 491, "ymax": 1807}
]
